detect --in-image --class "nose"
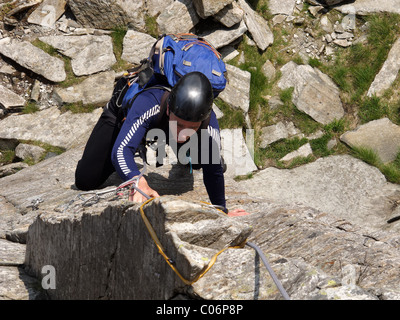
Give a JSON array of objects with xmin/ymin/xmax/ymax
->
[
  {"xmin": 178, "ymin": 132, "xmax": 189, "ymax": 142},
  {"xmin": 177, "ymin": 128, "xmax": 194, "ymax": 142}
]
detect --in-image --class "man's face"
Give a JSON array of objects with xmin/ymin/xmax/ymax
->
[{"xmin": 168, "ymin": 108, "xmax": 202, "ymax": 143}]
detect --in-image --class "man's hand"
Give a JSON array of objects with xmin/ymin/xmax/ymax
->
[
  {"xmin": 227, "ymin": 208, "xmax": 251, "ymax": 217},
  {"xmin": 129, "ymin": 176, "xmax": 160, "ymax": 203}
]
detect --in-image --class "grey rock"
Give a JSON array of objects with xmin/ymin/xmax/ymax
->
[
  {"xmin": 0, "ymin": 85, "xmax": 26, "ymax": 110},
  {"xmin": 0, "ymin": 240, "xmax": 43, "ymax": 300},
  {"xmin": 193, "ymin": 0, "xmax": 234, "ymax": 19},
  {"xmin": 68, "ymin": 0, "xmax": 146, "ymax": 30},
  {"xmin": 0, "ymin": 162, "xmax": 29, "ymax": 178},
  {"xmin": 308, "ymin": 5, "xmax": 324, "ymax": 17},
  {"xmin": 340, "ymin": 118, "xmax": 400, "ymax": 163},
  {"xmin": 121, "ymin": 30, "xmax": 156, "ymax": 65},
  {"xmin": 259, "ymin": 121, "xmax": 294, "ymax": 148},
  {"xmin": 212, "ymin": 103, "xmax": 224, "ymax": 119},
  {"xmin": 157, "ymin": 0, "xmax": 200, "ymax": 34},
  {"xmin": 278, "ymin": 61, "xmax": 344, "ymax": 125},
  {"xmin": 337, "ymin": 0, "xmax": 400, "ymax": 15},
  {"xmin": 146, "ymin": 0, "xmax": 174, "ymax": 17},
  {"xmin": 30, "ymin": 80, "xmax": 41, "ymax": 102},
  {"xmin": 261, "ymin": 60, "xmax": 276, "ymax": 80},
  {"xmin": 333, "ymin": 39, "xmax": 352, "ymax": 47},
  {"xmin": 0, "ymin": 63, "xmax": 17, "ymax": 75},
  {"xmin": 2, "ymin": 141, "xmax": 400, "ymax": 299},
  {"xmin": 0, "ymin": 196, "xmax": 19, "ymax": 239},
  {"xmin": 201, "ymin": 20, "xmax": 247, "ymax": 49},
  {"xmin": 27, "ymin": 0, "xmax": 67, "ymax": 28},
  {"xmin": 218, "ymin": 64, "xmax": 251, "ymax": 113},
  {"xmin": 367, "ymin": 38, "xmax": 400, "ymax": 97},
  {"xmin": 341, "ymin": 12, "xmax": 356, "ymax": 30},
  {"xmin": 336, "ymin": 32, "xmax": 354, "ymax": 39},
  {"xmin": 238, "ymin": 155, "xmax": 400, "ymax": 232},
  {"xmin": 237, "ymin": 199, "xmax": 400, "ymax": 299},
  {"xmin": 268, "ymin": 0, "xmax": 297, "ymax": 15},
  {"xmin": 267, "ymin": 96, "xmax": 284, "ymax": 110},
  {"xmin": 2, "ymin": 0, "xmax": 42, "ymax": 26},
  {"xmin": 272, "ymin": 14, "xmax": 287, "ymax": 26},
  {"xmin": 280, "ymin": 143, "xmax": 313, "ymax": 162},
  {"xmin": 237, "ymin": 0, "xmax": 274, "ymax": 51},
  {"xmin": 219, "ymin": 45, "xmax": 240, "ymax": 61},
  {"xmin": 213, "ymin": 2, "xmax": 244, "ymax": 28},
  {"xmin": 54, "ymin": 71, "xmax": 115, "ymax": 105},
  {"xmin": 0, "ymin": 147, "xmax": 82, "ymax": 218},
  {"xmin": 220, "ymin": 129, "xmax": 257, "ymax": 177},
  {"xmin": 0, "ymin": 239, "xmax": 25, "ymax": 265},
  {"xmin": 39, "ymin": 35, "xmax": 116, "ymax": 76},
  {"xmin": 0, "ymin": 107, "xmax": 103, "ymax": 150},
  {"xmin": 320, "ymin": 15, "xmax": 334, "ymax": 33},
  {"xmin": 15, "ymin": 143, "xmax": 46, "ymax": 163},
  {"xmin": 0, "ymin": 266, "xmax": 46, "ymax": 300},
  {"xmin": 24, "ymin": 196, "xmax": 252, "ymax": 299},
  {"xmin": 0, "ymin": 38, "xmax": 66, "ymax": 83}
]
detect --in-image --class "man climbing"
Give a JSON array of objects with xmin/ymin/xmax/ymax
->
[{"xmin": 75, "ymin": 71, "xmax": 248, "ymax": 216}]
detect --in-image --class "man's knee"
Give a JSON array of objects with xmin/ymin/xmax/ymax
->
[{"xmin": 75, "ymin": 161, "xmax": 99, "ymax": 191}]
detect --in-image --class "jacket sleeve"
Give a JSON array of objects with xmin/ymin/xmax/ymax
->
[
  {"xmin": 111, "ymin": 93, "xmax": 161, "ymax": 181},
  {"xmin": 201, "ymin": 112, "xmax": 226, "ymax": 210}
]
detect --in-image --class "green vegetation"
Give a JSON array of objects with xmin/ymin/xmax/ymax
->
[
  {"xmin": 320, "ymin": 13, "xmax": 400, "ymax": 107},
  {"xmin": 0, "ymin": 149, "xmax": 16, "ymax": 165},
  {"xmin": 214, "ymin": 99, "xmax": 246, "ymax": 129},
  {"xmin": 60, "ymin": 101, "xmax": 100, "ymax": 114},
  {"xmin": 31, "ymin": 39, "xmax": 86, "ymax": 88},
  {"xmin": 22, "ymin": 102, "xmax": 40, "ymax": 114},
  {"xmin": 0, "ymin": 140, "xmax": 66, "ymax": 167},
  {"xmin": 145, "ymin": 15, "xmax": 160, "ymax": 38},
  {"xmin": 352, "ymin": 147, "xmax": 400, "ymax": 184},
  {"xmin": 255, "ymin": 137, "xmax": 309, "ymax": 168},
  {"xmin": 111, "ymin": 26, "xmax": 132, "ymax": 72}
]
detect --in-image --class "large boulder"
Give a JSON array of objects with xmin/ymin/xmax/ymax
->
[
  {"xmin": 278, "ymin": 61, "xmax": 344, "ymax": 125},
  {"xmin": 24, "ymin": 196, "xmax": 252, "ymax": 299},
  {"xmin": 367, "ymin": 38, "xmax": 400, "ymax": 97},
  {"xmin": 39, "ymin": 35, "xmax": 116, "ymax": 77},
  {"xmin": 340, "ymin": 118, "xmax": 400, "ymax": 163},
  {"xmin": 337, "ymin": 0, "xmax": 400, "ymax": 15},
  {"xmin": 0, "ymin": 107, "xmax": 103, "ymax": 150},
  {"xmin": 237, "ymin": 155, "xmax": 400, "ymax": 232},
  {"xmin": 0, "ymin": 38, "xmax": 66, "ymax": 83},
  {"xmin": 237, "ymin": 0, "xmax": 274, "ymax": 51},
  {"xmin": 156, "ymin": 0, "xmax": 200, "ymax": 34},
  {"xmin": 121, "ymin": 30, "xmax": 156, "ymax": 65},
  {"xmin": 201, "ymin": 20, "xmax": 247, "ymax": 49},
  {"xmin": 2, "ymin": 144, "xmax": 400, "ymax": 299},
  {"xmin": 0, "ymin": 85, "xmax": 26, "ymax": 111},
  {"xmin": 218, "ymin": 64, "xmax": 251, "ymax": 113},
  {"xmin": 54, "ymin": 71, "xmax": 115, "ymax": 105},
  {"xmin": 267, "ymin": 0, "xmax": 297, "ymax": 16},
  {"xmin": 193, "ymin": 0, "xmax": 234, "ymax": 19},
  {"xmin": 68, "ymin": 0, "xmax": 146, "ymax": 30},
  {"xmin": 27, "ymin": 0, "xmax": 67, "ymax": 28}
]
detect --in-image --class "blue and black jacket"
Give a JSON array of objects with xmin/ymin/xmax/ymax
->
[{"xmin": 111, "ymin": 87, "xmax": 226, "ymax": 209}]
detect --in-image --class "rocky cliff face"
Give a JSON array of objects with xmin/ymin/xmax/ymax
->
[{"xmin": 1, "ymin": 0, "xmax": 400, "ymax": 300}]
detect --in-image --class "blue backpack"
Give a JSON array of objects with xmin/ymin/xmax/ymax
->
[{"xmin": 119, "ymin": 33, "xmax": 227, "ymax": 117}]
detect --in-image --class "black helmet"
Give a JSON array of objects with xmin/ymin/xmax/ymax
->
[{"xmin": 168, "ymin": 72, "xmax": 213, "ymax": 122}]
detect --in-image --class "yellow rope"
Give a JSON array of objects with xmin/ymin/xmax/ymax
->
[{"xmin": 139, "ymin": 198, "xmax": 245, "ymax": 285}]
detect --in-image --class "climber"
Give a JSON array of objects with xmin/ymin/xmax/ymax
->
[{"xmin": 75, "ymin": 72, "xmax": 249, "ymax": 217}]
